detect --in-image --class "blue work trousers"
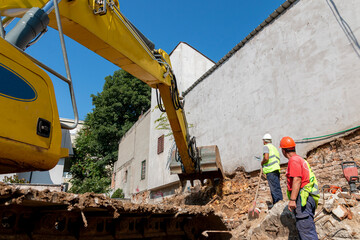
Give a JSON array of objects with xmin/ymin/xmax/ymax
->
[
  {"xmin": 294, "ymin": 195, "xmax": 318, "ymax": 240},
  {"xmin": 266, "ymin": 171, "xmax": 283, "ymax": 204}
]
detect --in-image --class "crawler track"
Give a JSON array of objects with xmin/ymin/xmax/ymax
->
[{"xmin": 0, "ymin": 184, "xmax": 230, "ymax": 239}]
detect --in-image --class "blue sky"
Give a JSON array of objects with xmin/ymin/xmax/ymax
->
[{"xmin": 12, "ymin": 0, "xmax": 286, "ymax": 120}]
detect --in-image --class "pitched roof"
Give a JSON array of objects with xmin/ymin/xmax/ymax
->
[{"xmin": 169, "ymin": 42, "xmax": 216, "ymax": 64}]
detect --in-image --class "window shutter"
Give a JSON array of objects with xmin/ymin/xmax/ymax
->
[
  {"xmin": 157, "ymin": 135, "xmax": 164, "ymax": 154},
  {"xmin": 141, "ymin": 160, "xmax": 146, "ymax": 180}
]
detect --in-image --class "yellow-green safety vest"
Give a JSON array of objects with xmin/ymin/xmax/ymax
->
[
  {"xmin": 287, "ymin": 159, "xmax": 320, "ymax": 208},
  {"xmin": 262, "ymin": 143, "xmax": 280, "ymax": 174}
]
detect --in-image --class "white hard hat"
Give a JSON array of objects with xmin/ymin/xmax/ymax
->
[{"xmin": 263, "ymin": 133, "xmax": 272, "ymax": 140}]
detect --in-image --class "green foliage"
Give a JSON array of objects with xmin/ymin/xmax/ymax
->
[
  {"xmin": 153, "ymin": 106, "xmax": 194, "ymax": 138},
  {"xmin": 2, "ymin": 175, "xmax": 29, "ymax": 184},
  {"xmin": 111, "ymin": 188, "xmax": 125, "ymax": 198},
  {"xmin": 69, "ymin": 70, "xmax": 151, "ymax": 194},
  {"xmin": 154, "ymin": 111, "xmax": 173, "ymax": 138}
]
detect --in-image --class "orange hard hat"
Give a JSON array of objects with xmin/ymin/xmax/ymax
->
[{"xmin": 280, "ymin": 136, "xmax": 296, "ymax": 148}]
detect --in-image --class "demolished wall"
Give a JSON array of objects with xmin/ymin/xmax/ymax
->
[
  {"xmin": 162, "ymin": 130, "xmax": 360, "ymax": 239},
  {"xmin": 246, "ymin": 129, "xmax": 360, "ymax": 207},
  {"xmin": 227, "ymin": 130, "xmax": 360, "ymax": 239}
]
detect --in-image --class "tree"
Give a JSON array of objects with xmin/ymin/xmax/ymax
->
[
  {"xmin": 111, "ymin": 188, "xmax": 125, "ymax": 199},
  {"xmin": 2, "ymin": 175, "xmax": 29, "ymax": 184},
  {"xmin": 153, "ymin": 106, "xmax": 194, "ymax": 139},
  {"xmin": 69, "ymin": 70, "xmax": 151, "ymax": 194}
]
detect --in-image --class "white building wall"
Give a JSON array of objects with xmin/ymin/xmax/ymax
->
[
  {"xmin": 147, "ymin": 42, "xmax": 215, "ymax": 190},
  {"xmin": 184, "ymin": 0, "xmax": 360, "ymax": 173},
  {"xmin": 169, "ymin": 42, "xmax": 215, "ymax": 93},
  {"xmin": 114, "ymin": 111, "xmax": 150, "ymax": 198}
]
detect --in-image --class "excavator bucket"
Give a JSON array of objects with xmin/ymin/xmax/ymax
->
[{"xmin": 170, "ymin": 145, "xmax": 225, "ymax": 185}]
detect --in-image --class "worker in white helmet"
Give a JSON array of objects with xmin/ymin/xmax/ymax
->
[{"xmin": 262, "ymin": 133, "xmax": 283, "ymax": 205}]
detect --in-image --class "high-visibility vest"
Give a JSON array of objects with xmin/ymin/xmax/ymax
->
[
  {"xmin": 262, "ymin": 143, "xmax": 280, "ymax": 174},
  {"xmin": 287, "ymin": 159, "xmax": 320, "ymax": 208}
]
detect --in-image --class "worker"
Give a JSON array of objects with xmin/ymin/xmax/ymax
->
[
  {"xmin": 261, "ymin": 133, "xmax": 283, "ymax": 205},
  {"xmin": 280, "ymin": 136, "xmax": 319, "ymax": 240}
]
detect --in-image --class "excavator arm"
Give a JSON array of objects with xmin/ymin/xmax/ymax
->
[{"xmin": 0, "ymin": 0, "xmax": 224, "ymax": 182}]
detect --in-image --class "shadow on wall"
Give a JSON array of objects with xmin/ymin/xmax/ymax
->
[
  {"xmin": 326, "ymin": 0, "xmax": 360, "ymax": 58},
  {"xmin": 29, "ymin": 171, "xmax": 54, "ymax": 184}
]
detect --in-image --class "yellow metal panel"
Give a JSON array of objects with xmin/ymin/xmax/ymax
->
[
  {"xmin": 158, "ymin": 85, "xmax": 194, "ymax": 174},
  {"xmin": 0, "ymin": 38, "xmax": 64, "ymax": 173},
  {"xmin": 46, "ymin": 0, "xmax": 172, "ymax": 86},
  {"xmin": 0, "ymin": 53, "xmax": 52, "ymax": 148},
  {"xmin": 0, "ymin": 0, "xmax": 46, "ymax": 10}
]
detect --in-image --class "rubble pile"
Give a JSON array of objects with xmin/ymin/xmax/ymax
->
[
  {"xmin": 0, "ymin": 182, "xmax": 217, "ymax": 217},
  {"xmin": 314, "ymin": 191, "xmax": 360, "ymax": 239},
  {"xmin": 1, "ymin": 131, "xmax": 359, "ymax": 238},
  {"xmin": 163, "ymin": 168, "xmax": 258, "ymax": 229},
  {"xmin": 306, "ymin": 129, "xmax": 360, "ymax": 189},
  {"xmin": 162, "ymin": 130, "xmax": 360, "ymax": 239}
]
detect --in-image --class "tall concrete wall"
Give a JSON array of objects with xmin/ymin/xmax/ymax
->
[
  {"xmin": 169, "ymin": 42, "xmax": 215, "ymax": 93},
  {"xmin": 114, "ymin": 111, "xmax": 150, "ymax": 198},
  {"xmin": 147, "ymin": 42, "xmax": 215, "ymax": 191},
  {"xmin": 184, "ymin": 0, "xmax": 360, "ymax": 173}
]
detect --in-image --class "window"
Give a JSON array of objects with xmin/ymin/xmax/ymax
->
[
  {"xmin": 157, "ymin": 135, "xmax": 164, "ymax": 154},
  {"xmin": 141, "ymin": 160, "xmax": 146, "ymax": 180},
  {"xmin": 124, "ymin": 170, "xmax": 128, "ymax": 183}
]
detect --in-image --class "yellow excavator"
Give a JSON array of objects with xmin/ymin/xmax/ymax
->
[{"xmin": 0, "ymin": 0, "xmax": 224, "ymax": 185}]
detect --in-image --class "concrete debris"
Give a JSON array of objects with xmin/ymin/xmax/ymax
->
[
  {"xmin": 0, "ymin": 183, "xmax": 231, "ymax": 239},
  {"xmin": 351, "ymin": 193, "xmax": 360, "ymax": 201},
  {"xmin": 324, "ymin": 195, "xmax": 337, "ymax": 213},
  {"xmin": 0, "ymin": 182, "xmax": 218, "ymax": 217},
  {"xmin": 332, "ymin": 204, "xmax": 349, "ymax": 220},
  {"xmin": 1, "ymin": 130, "xmax": 360, "ymax": 239},
  {"xmin": 165, "ymin": 130, "xmax": 360, "ymax": 238},
  {"xmin": 246, "ymin": 201, "xmax": 298, "ymax": 240},
  {"xmin": 338, "ymin": 197, "xmax": 358, "ymax": 208},
  {"xmin": 337, "ymin": 192, "xmax": 352, "ymax": 199}
]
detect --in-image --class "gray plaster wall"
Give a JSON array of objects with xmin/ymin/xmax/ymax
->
[
  {"xmin": 18, "ymin": 159, "xmax": 64, "ymax": 184},
  {"xmin": 184, "ymin": 0, "xmax": 360, "ymax": 173},
  {"xmin": 147, "ymin": 43, "xmax": 215, "ymax": 190},
  {"xmin": 114, "ymin": 111, "xmax": 150, "ymax": 198}
]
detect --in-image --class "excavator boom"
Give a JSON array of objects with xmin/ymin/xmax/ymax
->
[{"xmin": 0, "ymin": 0, "xmax": 224, "ymax": 182}]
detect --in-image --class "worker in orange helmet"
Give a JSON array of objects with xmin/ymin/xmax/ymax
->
[{"xmin": 280, "ymin": 136, "xmax": 319, "ymax": 240}]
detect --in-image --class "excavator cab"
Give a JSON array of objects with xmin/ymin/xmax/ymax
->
[
  {"xmin": 0, "ymin": 37, "xmax": 67, "ymax": 173},
  {"xmin": 0, "ymin": 2, "xmax": 77, "ymax": 174}
]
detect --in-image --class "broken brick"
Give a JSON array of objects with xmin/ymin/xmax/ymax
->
[{"xmin": 332, "ymin": 205, "xmax": 348, "ymax": 220}]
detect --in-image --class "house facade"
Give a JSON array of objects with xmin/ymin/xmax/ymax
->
[{"xmin": 113, "ymin": 42, "xmax": 215, "ymax": 200}]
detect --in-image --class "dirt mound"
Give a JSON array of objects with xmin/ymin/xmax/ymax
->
[
  {"xmin": 0, "ymin": 183, "xmax": 230, "ymax": 239},
  {"xmin": 164, "ymin": 168, "xmax": 258, "ymax": 231},
  {"xmin": 0, "ymin": 182, "xmax": 218, "ymax": 216}
]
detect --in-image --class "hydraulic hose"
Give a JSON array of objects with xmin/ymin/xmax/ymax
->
[{"xmin": 296, "ymin": 125, "xmax": 360, "ymax": 143}]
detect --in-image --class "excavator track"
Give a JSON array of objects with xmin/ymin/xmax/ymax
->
[{"xmin": 0, "ymin": 184, "xmax": 230, "ymax": 240}]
